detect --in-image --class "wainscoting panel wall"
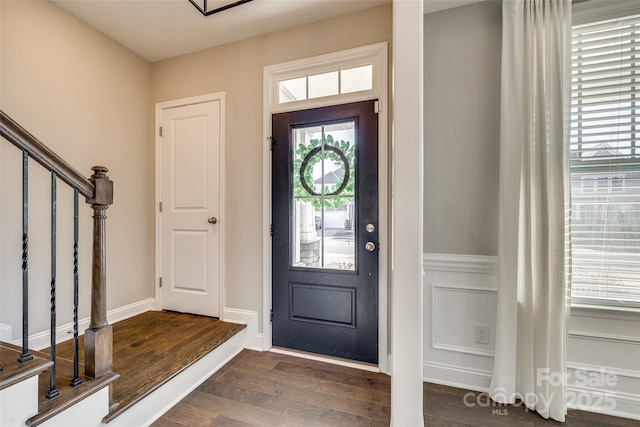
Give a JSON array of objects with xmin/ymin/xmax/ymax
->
[
  {"xmin": 566, "ymin": 307, "xmax": 640, "ymax": 419},
  {"xmin": 423, "ymin": 254, "xmax": 497, "ymax": 392},
  {"xmin": 423, "ymin": 253, "xmax": 640, "ymax": 421}
]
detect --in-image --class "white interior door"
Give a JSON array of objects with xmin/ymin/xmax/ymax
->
[{"xmin": 160, "ymin": 99, "xmax": 222, "ymax": 317}]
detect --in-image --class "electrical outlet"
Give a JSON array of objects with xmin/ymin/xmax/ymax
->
[{"xmin": 475, "ymin": 324, "xmax": 490, "ymax": 344}]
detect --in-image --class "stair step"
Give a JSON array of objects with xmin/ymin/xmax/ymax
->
[
  {"xmin": 0, "ymin": 342, "xmax": 52, "ymax": 391},
  {"xmin": 3, "ymin": 312, "xmax": 246, "ymax": 426},
  {"xmin": 26, "ymin": 372, "xmax": 118, "ymax": 427},
  {"xmin": 25, "ymin": 348, "xmax": 119, "ymax": 427},
  {"xmin": 102, "ymin": 319, "xmax": 245, "ymax": 423}
]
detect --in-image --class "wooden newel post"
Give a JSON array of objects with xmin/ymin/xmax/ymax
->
[{"xmin": 85, "ymin": 166, "xmax": 113, "ymax": 379}]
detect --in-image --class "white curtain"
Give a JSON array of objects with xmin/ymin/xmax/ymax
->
[{"xmin": 490, "ymin": 0, "xmax": 572, "ymax": 422}]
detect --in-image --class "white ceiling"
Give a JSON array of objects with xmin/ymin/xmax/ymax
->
[{"xmin": 52, "ymin": 0, "xmax": 485, "ymax": 63}]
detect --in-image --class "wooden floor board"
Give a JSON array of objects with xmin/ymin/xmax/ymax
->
[
  {"xmin": 208, "ymin": 415, "xmax": 260, "ymax": 427},
  {"xmin": 269, "ymin": 350, "xmax": 385, "ymax": 381},
  {"xmin": 277, "ymin": 384, "xmax": 390, "ymax": 422},
  {"xmin": 221, "ymin": 362, "xmax": 322, "ymax": 395},
  {"xmin": 316, "ymin": 378, "xmax": 391, "ymax": 406},
  {"xmin": 0, "ymin": 343, "xmax": 52, "ymax": 390},
  {"xmin": 201, "ymin": 379, "xmax": 373, "ymax": 427},
  {"xmin": 50, "ymin": 310, "xmax": 245, "ymax": 423},
  {"xmin": 155, "ymin": 400, "xmax": 216, "ymax": 427},
  {"xmin": 154, "ymin": 350, "xmax": 389, "ymax": 427},
  {"xmin": 272, "ymin": 360, "xmax": 390, "ymax": 392},
  {"xmin": 154, "ymin": 349, "xmax": 638, "ymax": 427},
  {"xmin": 186, "ymin": 390, "xmax": 294, "ymax": 426},
  {"xmin": 229, "ymin": 350, "xmax": 282, "ymax": 370}
]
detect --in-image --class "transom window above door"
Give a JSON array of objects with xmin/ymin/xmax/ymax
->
[
  {"xmin": 279, "ymin": 65, "xmax": 373, "ymax": 103},
  {"xmin": 265, "ymin": 42, "xmax": 387, "ymax": 113}
]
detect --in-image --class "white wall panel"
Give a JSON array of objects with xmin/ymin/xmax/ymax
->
[
  {"xmin": 423, "ymin": 253, "xmax": 497, "ymax": 391},
  {"xmin": 423, "ymin": 253, "xmax": 640, "ymax": 420}
]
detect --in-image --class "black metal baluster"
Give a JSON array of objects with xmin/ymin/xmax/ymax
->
[
  {"xmin": 46, "ymin": 172, "xmax": 60, "ymax": 400},
  {"xmin": 18, "ymin": 150, "xmax": 33, "ymax": 364},
  {"xmin": 70, "ymin": 189, "xmax": 82, "ymax": 387}
]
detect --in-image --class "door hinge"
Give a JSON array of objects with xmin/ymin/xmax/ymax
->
[
  {"xmin": 270, "ymin": 223, "xmax": 274, "ymax": 237},
  {"xmin": 159, "ymin": 202, "xmax": 163, "ymax": 212},
  {"xmin": 268, "ymin": 136, "xmax": 276, "ymax": 151},
  {"xmin": 159, "ymin": 126, "xmax": 163, "ymax": 137},
  {"xmin": 270, "ymin": 309, "xmax": 273, "ymax": 322},
  {"xmin": 159, "ymin": 277, "xmax": 163, "ymax": 288},
  {"xmin": 374, "ymin": 101, "xmax": 381, "ymax": 114}
]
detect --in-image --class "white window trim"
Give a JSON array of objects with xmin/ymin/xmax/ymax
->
[
  {"xmin": 262, "ymin": 42, "xmax": 390, "ymax": 373},
  {"xmin": 265, "ymin": 42, "xmax": 387, "ymax": 114},
  {"xmin": 573, "ymin": 0, "xmax": 640, "ymax": 25},
  {"xmin": 570, "ymin": 0, "xmax": 640, "ymax": 311}
]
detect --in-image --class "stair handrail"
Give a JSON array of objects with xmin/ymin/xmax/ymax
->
[
  {"xmin": 0, "ymin": 110, "xmax": 94, "ymax": 199},
  {"xmin": 0, "ymin": 109, "xmax": 114, "ymax": 393}
]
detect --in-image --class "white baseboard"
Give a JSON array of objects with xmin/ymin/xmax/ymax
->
[
  {"xmin": 106, "ymin": 298, "xmax": 157, "ymax": 325},
  {"xmin": 566, "ymin": 363, "xmax": 640, "ymax": 421},
  {"xmin": 11, "ymin": 298, "xmax": 156, "ymax": 350},
  {"xmin": 0, "ymin": 323, "xmax": 12, "ymax": 342},
  {"xmin": 567, "ymin": 385, "xmax": 640, "ymax": 421},
  {"xmin": 423, "ymin": 361, "xmax": 492, "ymax": 393},
  {"xmin": 108, "ymin": 328, "xmax": 245, "ymax": 427},
  {"xmin": 222, "ymin": 307, "xmax": 263, "ymax": 351}
]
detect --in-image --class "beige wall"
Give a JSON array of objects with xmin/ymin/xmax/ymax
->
[
  {"xmin": 0, "ymin": 1, "xmax": 152, "ymax": 338},
  {"xmin": 0, "ymin": 1, "xmax": 391, "ymax": 338},
  {"xmin": 423, "ymin": 0, "xmax": 501, "ymax": 256},
  {"xmin": 151, "ymin": 4, "xmax": 392, "ymax": 331}
]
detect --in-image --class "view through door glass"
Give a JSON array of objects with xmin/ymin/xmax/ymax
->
[
  {"xmin": 292, "ymin": 122, "xmax": 356, "ymax": 270},
  {"xmin": 272, "ymin": 101, "xmax": 378, "ymax": 364}
]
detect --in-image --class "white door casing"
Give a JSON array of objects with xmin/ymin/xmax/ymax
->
[
  {"xmin": 263, "ymin": 43, "xmax": 388, "ymax": 371},
  {"xmin": 156, "ymin": 93, "xmax": 225, "ymax": 317}
]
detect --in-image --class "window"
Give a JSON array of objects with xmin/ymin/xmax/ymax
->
[
  {"xmin": 267, "ymin": 43, "xmax": 385, "ymax": 111},
  {"xmin": 278, "ymin": 65, "xmax": 374, "ymax": 104},
  {"xmin": 570, "ymin": 13, "xmax": 640, "ymax": 308}
]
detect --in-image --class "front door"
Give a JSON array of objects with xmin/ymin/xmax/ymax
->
[
  {"xmin": 272, "ymin": 101, "xmax": 378, "ymax": 364},
  {"xmin": 159, "ymin": 99, "xmax": 222, "ymax": 317}
]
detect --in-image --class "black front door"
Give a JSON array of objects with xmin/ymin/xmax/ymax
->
[{"xmin": 272, "ymin": 101, "xmax": 378, "ymax": 364}]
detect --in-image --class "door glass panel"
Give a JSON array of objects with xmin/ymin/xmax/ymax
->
[{"xmin": 291, "ymin": 121, "xmax": 356, "ymax": 270}]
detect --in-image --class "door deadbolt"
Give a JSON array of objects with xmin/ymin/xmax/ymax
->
[
  {"xmin": 208, "ymin": 217, "xmax": 218, "ymax": 224},
  {"xmin": 365, "ymin": 241, "xmax": 376, "ymax": 252}
]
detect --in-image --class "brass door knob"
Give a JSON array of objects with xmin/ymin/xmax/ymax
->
[{"xmin": 208, "ymin": 217, "xmax": 218, "ymax": 224}]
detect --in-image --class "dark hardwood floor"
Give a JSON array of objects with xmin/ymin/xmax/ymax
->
[
  {"xmin": 153, "ymin": 350, "xmax": 638, "ymax": 427},
  {"xmin": 53, "ymin": 310, "xmax": 245, "ymax": 422},
  {"xmin": 153, "ymin": 350, "xmax": 390, "ymax": 427}
]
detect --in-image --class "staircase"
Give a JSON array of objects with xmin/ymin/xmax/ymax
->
[
  {"xmin": 1, "ymin": 343, "xmax": 52, "ymax": 426},
  {"xmin": 0, "ymin": 110, "xmax": 248, "ymax": 426},
  {"xmin": 1, "ymin": 320, "xmax": 247, "ymax": 427},
  {"xmin": 0, "ymin": 109, "xmax": 117, "ymax": 425}
]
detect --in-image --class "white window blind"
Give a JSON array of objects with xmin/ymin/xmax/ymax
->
[{"xmin": 571, "ymin": 13, "xmax": 640, "ymax": 307}]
